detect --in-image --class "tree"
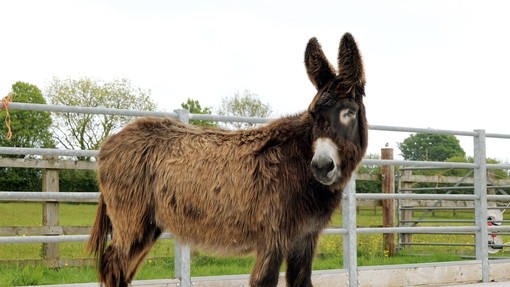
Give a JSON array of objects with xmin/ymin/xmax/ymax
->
[
  {"xmin": 46, "ymin": 78, "xmax": 156, "ymax": 193},
  {"xmin": 397, "ymin": 133, "xmax": 465, "ymax": 161},
  {"xmin": 181, "ymin": 98, "xmax": 217, "ymax": 127},
  {"xmin": 1, "ymin": 82, "xmax": 54, "ymax": 149},
  {"xmin": 45, "ymin": 77, "xmax": 157, "ymax": 154},
  {"xmin": 217, "ymin": 90, "xmax": 272, "ymax": 129},
  {"xmin": 0, "ymin": 82, "xmax": 55, "ymax": 191}
]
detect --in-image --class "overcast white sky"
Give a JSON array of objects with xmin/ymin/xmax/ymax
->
[{"xmin": 1, "ymin": 0, "xmax": 510, "ymax": 161}]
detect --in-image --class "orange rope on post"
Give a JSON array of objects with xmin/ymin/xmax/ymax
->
[{"xmin": 1, "ymin": 92, "xmax": 14, "ymax": 140}]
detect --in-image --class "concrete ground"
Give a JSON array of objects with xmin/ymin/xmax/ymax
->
[{"xmin": 442, "ymin": 282, "xmax": 510, "ymax": 287}]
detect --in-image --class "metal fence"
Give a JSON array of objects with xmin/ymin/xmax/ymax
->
[
  {"xmin": 396, "ymin": 166, "xmax": 510, "ymax": 252},
  {"xmin": 2, "ymin": 102, "xmax": 510, "ymax": 286}
]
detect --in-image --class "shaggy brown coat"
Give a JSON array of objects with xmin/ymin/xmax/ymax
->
[{"xmin": 88, "ymin": 32, "xmax": 368, "ymax": 287}]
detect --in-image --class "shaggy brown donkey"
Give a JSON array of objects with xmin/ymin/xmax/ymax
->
[{"xmin": 88, "ymin": 32, "xmax": 368, "ymax": 287}]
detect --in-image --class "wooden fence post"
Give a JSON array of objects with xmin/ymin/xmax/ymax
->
[
  {"xmin": 42, "ymin": 156, "xmax": 59, "ymax": 267},
  {"xmin": 381, "ymin": 148, "xmax": 396, "ymax": 256}
]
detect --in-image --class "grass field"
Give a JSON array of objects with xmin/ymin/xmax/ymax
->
[{"xmin": 0, "ymin": 202, "xmax": 509, "ymax": 286}]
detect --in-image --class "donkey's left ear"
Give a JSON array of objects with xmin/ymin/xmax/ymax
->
[
  {"xmin": 305, "ymin": 37, "xmax": 335, "ymax": 90},
  {"xmin": 337, "ymin": 33, "xmax": 365, "ymax": 88}
]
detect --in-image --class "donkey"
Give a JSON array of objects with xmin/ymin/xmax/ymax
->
[{"xmin": 88, "ymin": 32, "xmax": 368, "ymax": 287}]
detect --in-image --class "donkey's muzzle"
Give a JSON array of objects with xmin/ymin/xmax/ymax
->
[
  {"xmin": 311, "ymin": 156, "xmax": 334, "ymax": 175},
  {"xmin": 311, "ymin": 137, "xmax": 342, "ymax": 185},
  {"xmin": 311, "ymin": 155, "xmax": 339, "ymax": 185}
]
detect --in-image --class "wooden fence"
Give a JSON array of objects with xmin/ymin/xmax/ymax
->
[{"xmin": 0, "ymin": 156, "xmax": 95, "ymax": 266}]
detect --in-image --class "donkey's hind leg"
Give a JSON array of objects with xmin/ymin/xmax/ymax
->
[
  {"xmin": 125, "ymin": 225, "xmax": 162, "ymax": 282},
  {"xmin": 100, "ymin": 215, "xmax": 162, "ymax": 287},
  {"xmin": 100, "ymin": 243, "xmax": 129, "ymax": 287}
]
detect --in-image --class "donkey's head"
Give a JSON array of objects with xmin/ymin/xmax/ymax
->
[{"xmin": 305, "ymin": 33, "xmax": 368, "ymax": 186}]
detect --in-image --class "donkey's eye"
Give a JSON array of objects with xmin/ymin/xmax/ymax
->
[
  {"xmin": 341, "ymin": 109, "xmax": 356, "ymax": 118},
  {"xmin": 339, "ymin": 109, "xmax": 356, "ymax": 125}
]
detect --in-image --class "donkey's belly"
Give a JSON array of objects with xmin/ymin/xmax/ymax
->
[
  {"xmin": 157, "ymin": 209, "xmax": 260, "ymax": 255},
  {"xmin": 154, "ymin": 186, "xmax": 264, "ymax": 255}
]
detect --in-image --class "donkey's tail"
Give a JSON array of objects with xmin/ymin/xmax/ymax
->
[{"xmin": 87, "ymin": 194, "xmax": 111, "ymax": 267}]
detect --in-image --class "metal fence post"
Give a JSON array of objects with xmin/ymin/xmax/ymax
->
[
  {"xmin": 174, "ymin": 243, "xmax": 191, "ymax": 286},
  {"xmin": 399, "ymin": 169, "xmax": 413, "ymax": 250},
  {"xmin": 174, "ymin": 109, "xmax": 191, "ymax": 287},
  {"xmin": 473, "ymin": 129, "xmax": 489, "ymax": 282},
  {"xmin": 343, "ymin": 175, "xmax": 358, "ymax": 287}
]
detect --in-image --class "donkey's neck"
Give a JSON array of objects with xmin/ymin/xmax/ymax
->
[{"xmin": 246, "ymin": 112, "xmax": 314, "ymax": 157}]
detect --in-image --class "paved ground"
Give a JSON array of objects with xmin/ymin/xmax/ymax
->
[{"xmin": 443, "ymin": 282, "xmax": 510, "ymax": 287}]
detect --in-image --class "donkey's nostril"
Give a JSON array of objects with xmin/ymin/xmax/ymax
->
[
  {"xmin": 325, "ymin": 160, "xmax": 334, "ymax": 172},
  {"xmin": 312, "ymin": 157, "xmax": 335, "ymax": 174}
]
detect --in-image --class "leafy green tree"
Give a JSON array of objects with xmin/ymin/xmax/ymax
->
[
  {"xmin": 46, "ymin": 77, "xmax": 157, "ymax": 154},
  {"xmin": 45, "ymin": 78, "xmax": 157, "ymax": 193},
  {"xmin": 0, "ymin": 82, "xmax": 55, "ymax": 191},
  {"xmin": 217, "ymin": 90, "xmax": 272, "ymax": 129},
  {"xmin": 1, "ymin": 82, "xmax": 54, "ymax": 149},
  {"xmin": 397, "ymin": 133, "xmax": 465, "ymax": 161},
  {"xmin": 181, "ymin": 98, "xmax": 217, "ymax": 127},
  {"xmin": 397, "ymin": 134, "xmax": 467, "ymax": 194}
]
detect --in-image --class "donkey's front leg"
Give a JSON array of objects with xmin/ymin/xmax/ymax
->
[
  {"xmin": 285, "ymin": 233, "xmax": 319, "ymax": 287},
  {"xmin": 249, "ymin": 245, "xmax": 284, "ymax": 287}
]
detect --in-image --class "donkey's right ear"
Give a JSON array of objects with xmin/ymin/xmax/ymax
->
[{"xmin": 304, "ymin": 37, "xmax": 335, "ymax": 90}]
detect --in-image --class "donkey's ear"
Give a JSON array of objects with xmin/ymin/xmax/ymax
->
[
  {"xmin": 305, "ymin": 37, "xmax": 335, "ymax": 90},
  {"xmin": 337, "ymin": 33, "xmax": 365, "ymax": 87}
]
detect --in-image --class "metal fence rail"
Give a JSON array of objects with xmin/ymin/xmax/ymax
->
[{"xmin": 2, "ymin": 101, "xmax": 510, "ymax": 286}]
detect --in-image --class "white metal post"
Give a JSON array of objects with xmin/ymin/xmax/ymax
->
[
  {"xmin": 174, "ymin": 243, "xmax": 191, "ymax": 287},
  {"xmin": 342, "ymin": 175, "xmax": 358, "ymax": 287},
  {"xmin": 473, "ymin": 129, "xmax": 489, "ymax": 282},
  {"xmin": 174, "ymin": 109, "xmax": 192, "ymax": 287}
]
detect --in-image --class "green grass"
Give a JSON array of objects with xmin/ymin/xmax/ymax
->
[{"xmin": 1, "ymin": 203, "xmax": 509, "ymax": 286}]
